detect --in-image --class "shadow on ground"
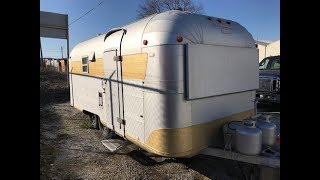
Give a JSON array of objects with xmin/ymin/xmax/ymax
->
[
  {"xmin": 257, "ymin": 102, "xmax": 280, "ymax": 112},
  {"xmin": 125, "ymin": 149, "xmax": 253, "ymax": 180},
  {"xmin": 40, "ymin": 68, "xmax": 72, "ymax": 179}
]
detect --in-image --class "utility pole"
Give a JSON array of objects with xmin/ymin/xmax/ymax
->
[
  {"xmin": 40, "ymin": 38, "xmax": 44, "ymax": 67},
  {"xmin": 61, "ymin": 46, "xmax": 63, "ymax": 58},
  {"xmin": 66, "ymin": 15, "xmax": 70, "ymax": 89}
]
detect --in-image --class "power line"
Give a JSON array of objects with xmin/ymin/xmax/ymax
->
[
  {"xmin": 69, "ymin": 0, "xmax": 105, "ymax": 26},
  {"xmin": 42, "ymin": 49, "xmax": 67, "ymax": 52}
]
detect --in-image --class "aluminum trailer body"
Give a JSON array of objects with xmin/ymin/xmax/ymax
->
[{"xmin": 69, "ymin": 10, "xmax": 259, "ymax": 157}]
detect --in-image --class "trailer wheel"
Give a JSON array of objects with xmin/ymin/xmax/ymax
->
[
  {"xmin": 97, "ymin": 117, "xmax": 112, "ymax": 138},
  {"xmin": 90, "ymin": 114, "xmax": 99, "ymax": 130}
]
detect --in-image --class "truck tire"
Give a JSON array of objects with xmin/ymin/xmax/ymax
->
[
  {"xmin": 90, "ymin": 114, "xmax": 99, "ymax": 129},
  {"xmin": 97, "ymin": 116, "xmax": 112, "ymax": 138}
]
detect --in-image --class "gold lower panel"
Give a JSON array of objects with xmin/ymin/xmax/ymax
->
[{"xmin": 126, "ymin": 109, "xmax": 254, "ymax": 157}]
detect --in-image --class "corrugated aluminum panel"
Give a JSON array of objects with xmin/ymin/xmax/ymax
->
[
  {"xmin": 186, "ymin": 44, "xmax": 259, "ymax": 100},
  {"xmin": 40, "ymin": 11, "xmax": 68, "ymax": 39}
]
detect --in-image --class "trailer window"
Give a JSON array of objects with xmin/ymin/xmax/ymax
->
[{"xmin": 82, "ymin": 56, "xmax": 88, "ymax": 73}]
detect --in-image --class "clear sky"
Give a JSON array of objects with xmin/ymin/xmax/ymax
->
[{"xmin": 40, "ymin": 0, "xmax": 280, "ymax": 58}]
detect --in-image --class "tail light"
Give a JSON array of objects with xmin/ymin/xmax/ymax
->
[
  {"xmin": 177, "ymin": 35, "xmax": 183, "ymax": 43},
  {"xmin": 276, "ymin": 133, "xmax": 280, "ymax": 142}
]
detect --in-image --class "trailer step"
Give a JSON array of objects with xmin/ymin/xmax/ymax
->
[{"xmin": 101, "ymin": 139, "xmax": 129, "ymax": 152}]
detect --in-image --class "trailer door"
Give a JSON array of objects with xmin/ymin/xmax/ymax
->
[{"xmin": 103, "ymin": 49, "xmax": 125, "ymax": 137}]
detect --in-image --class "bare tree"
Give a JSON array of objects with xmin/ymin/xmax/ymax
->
[{"xmin": 137, "ymin": 0, "xmax": 204, "ymax": 19}]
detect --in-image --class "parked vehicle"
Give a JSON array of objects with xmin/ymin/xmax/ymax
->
[
  {"xmin": 256, "ymin": 55, "xmax": 280, "ymax": 104},
  {"xmin": 69, "ymin": 10, "xmax": 258, "ymax": 157}
]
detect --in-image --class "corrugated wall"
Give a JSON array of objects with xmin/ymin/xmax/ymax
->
[{"xmin": 258, "ymin": 40, "xmax": 280, "ymax": 62}]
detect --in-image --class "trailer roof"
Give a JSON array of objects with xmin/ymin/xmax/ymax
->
[{"xmin": 70, "ymin": 10, "xmax": 255, "ymax": 60}]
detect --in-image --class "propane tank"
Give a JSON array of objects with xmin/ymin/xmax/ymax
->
[
  {"xmin": 223, "ymin": 121, "xmax": 243, "ymax": 149},
  {"xmin": 235, "ymin": 120, "xmax": 262, "ymax": 155},
  {"xmin": 256, "ymin": 115, "xmax": 277, "ymax": 147}
]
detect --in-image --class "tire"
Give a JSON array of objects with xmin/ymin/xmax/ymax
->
[
  {"xmin": 90, "ymin": 114, "xmax": 99, "ymax": 129},
  {"xmin": 97, "ymin": 117, "xmax": 112, "ymax": 138}
]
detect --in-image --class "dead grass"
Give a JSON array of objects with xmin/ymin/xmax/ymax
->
[{"xmin": 40, "ymin": 67, "xmax": 69, "ymax": 106}]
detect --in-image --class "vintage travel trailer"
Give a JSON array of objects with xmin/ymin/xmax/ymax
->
[{"xmin": 69, "ymin": 10, "xmax": 259, "ymax": 157}]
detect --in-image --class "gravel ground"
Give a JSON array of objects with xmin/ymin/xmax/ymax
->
[
  {"xmin": 41, "ymin": 103, "xmax": 258, "ymax": 180},
  {"xmin": 40, "ymin": 69, "xmax": 280, "ymax": 180}
]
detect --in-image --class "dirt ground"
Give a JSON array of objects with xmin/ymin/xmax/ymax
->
[{"xmin": 40, "ymin": 69, "xmax": 278, "ymax": 180}]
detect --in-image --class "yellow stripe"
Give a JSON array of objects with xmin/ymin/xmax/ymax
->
[
  {"xmin": 126, "ymin": 109, "xmax": 254, "ymax": 157},
  {"xmin": 70, "ymin": 53, "xmax": 148, "ymax": 80},
  {"xmin": 122, "ymin": 53, "xmax": 148, "ymax": 80},
  {"xmin": 70, "ymin": 58, "xmax": 104, "ymax": 78}
]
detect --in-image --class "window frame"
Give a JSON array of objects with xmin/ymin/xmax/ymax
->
[{"xmin": 82, "ymin": 56, "xmax": 89, "ymax": 73}]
